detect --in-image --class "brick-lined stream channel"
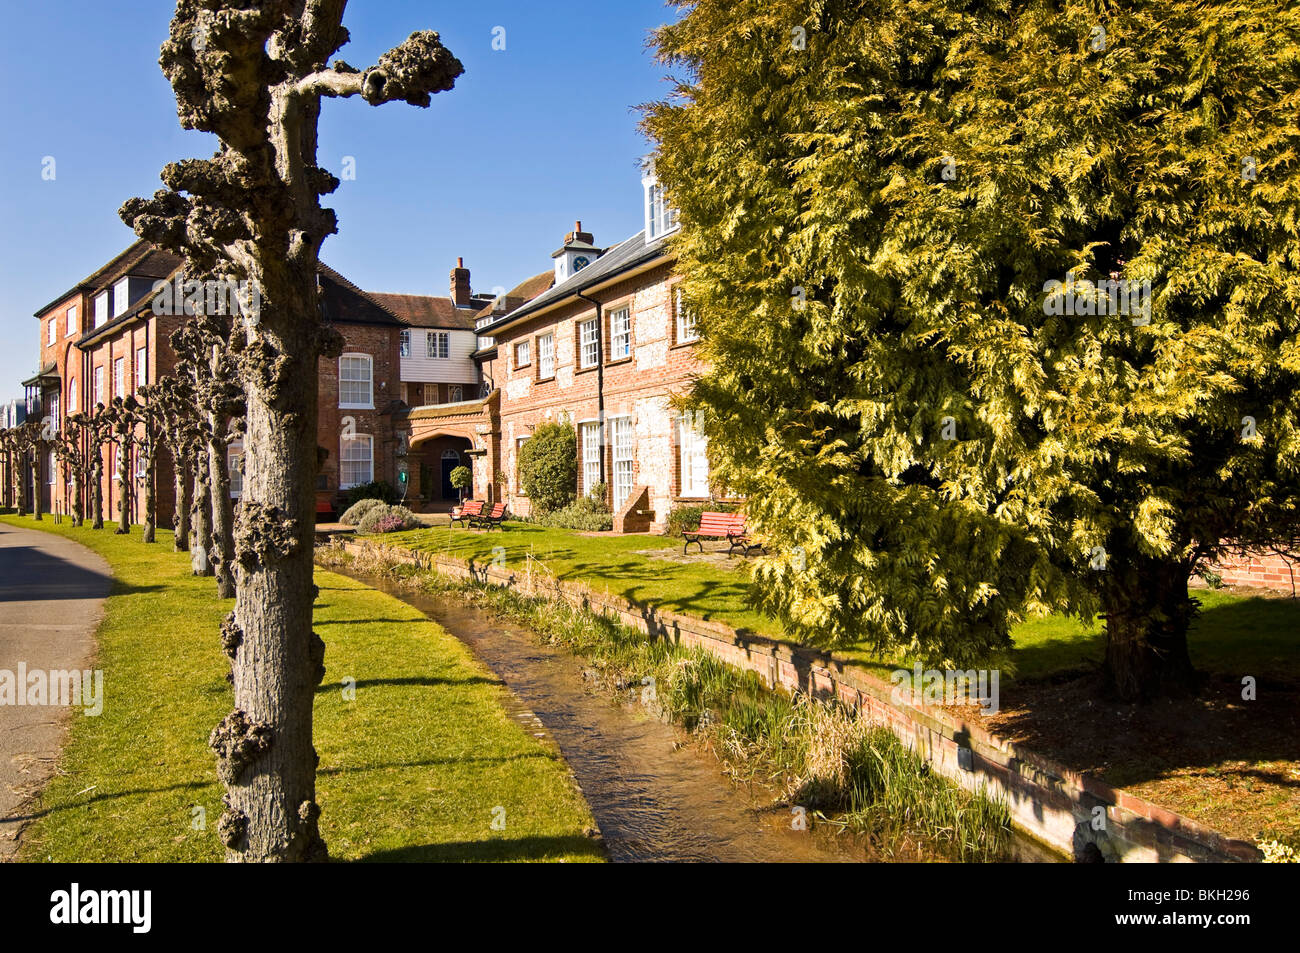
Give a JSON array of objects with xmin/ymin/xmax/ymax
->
[
  {"xmin": 335, "ymin": 568, "xmax": 1061, "ymax": 862},
  {"xmin": 336, "ymin": 567, "xmax": 870, "ymax": 862}
]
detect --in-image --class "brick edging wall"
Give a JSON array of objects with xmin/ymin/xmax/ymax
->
[
  {"xmin": 340, "ymin": 538, "xmax": 1261, "ymax": 864},
  {"xmin": 1200, "ymin": 551, "xmax": 1299, "ymax": 594}
]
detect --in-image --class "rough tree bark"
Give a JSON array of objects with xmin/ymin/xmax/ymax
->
[
  {"xmin": 122, "ymin": 1, "xmax": 462, "ymax": 862},
  {"xmin": 191, "ymin": 445, "xmax": 214, "ymax": 576}
]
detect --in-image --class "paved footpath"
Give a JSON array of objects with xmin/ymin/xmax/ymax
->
[{"xmin": 0, "ymin": 520, "xmax": 110, "ymax": 861}]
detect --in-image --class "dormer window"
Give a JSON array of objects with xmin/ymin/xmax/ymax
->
[
  {"xmin": 94, "ymin": 291, "xmax": 109, "ymax": 328},
  {"xmin": 643, "ymin": 166, "xmax": 679, "ymax": 240},
  {"xmin": 114, "ymin": 277, "xmax": 131, "ymax": 317}
]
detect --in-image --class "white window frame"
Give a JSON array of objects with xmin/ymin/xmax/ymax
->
[
  {"xmin": 678, "ymin": 417, "xmax": 710, "ymax": 498},
  {"xmin": 114, "ymin": 277, "xmax": 131, "ymax": 318},
  {"xmin": 399, "ymin": 329, "xmax": 411, "ymax": 357},
  {"xmin": 515, "ymin": 339, "xmax": 530, "ymax": 368},
  {"xmin": 47, "ymin": 318, "xmax": 56, "ymax": 347},
  {"xmin": 338, "ymin": 353, "xmax": 374, "ymax": 409},
  {"xmin": 579, "ymin": 317, "xmax": 599, "ymax": 369},
  {"xmin": 339, "ymin": 433, "xmax": 374, "ymax": 489},
  {"xmin": 93, "ymin": 366, "xmax": 104, "ymax": 406},
  {"xmin": 66, "ymin": 305, "xmax": 77, "ymax": 337},
  {"xmin": 94, "ymin": 291, "xmax": 108, "ymax": 328},
  {"xmin": 538, "ymin": 332, "xmax": 554, "ymax": 379},
  {"xmin": 135, "ymin": 346, "xmax": 147, "ymax": 388},
  {"xmin": 611, "ymin": 415, "xmax": 634, "ymax": 506},
  {"xmin": 580, "ymin": 420, "xmax": 602, "ymax": 496},
  {"xmin": 68, "ymin": 377, "xmax": 77, "ymax": 414},
  {"xmin": 48, "ymin": 449, "xmax": 57, "ymax": 486},
  {"xmin": 610, "ymin": 306, "xmax": 631, "ymax": 360},
  {"xmin": 49, "ymin": 393, "xmax": 59, "ymax": 431},
  {"xmin": 113, "ymin": 357, "xmax": 124, "ymax": 398},
  {"xmin": 675, "ymin": 288, "xmax": 698, "ymax": 343},
  {"xmin": 427, "ymin": 330, "xmax": 449, "ymax": 359}
]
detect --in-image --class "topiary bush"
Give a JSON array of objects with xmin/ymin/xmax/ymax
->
[
  {"xmin": 344, "ymin": 480, "xmax": 399, "ymax": 507},
  {"xmin": 517, "ymin": 421, "xmax": 577, "ymax": 514},
  {"xmin": 356, "ymin": 504, "xmax": 421, "ymax": 535},
  {"xmin": 449, "ymin": 465, "xmax": 473, "ymax": 499},
  {"xmin": 340, "ymin": 497, "xmax": 386, "ymax": 526}
]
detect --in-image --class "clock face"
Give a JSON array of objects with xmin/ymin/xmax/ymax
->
[{"xmin": 573, "ymin": 255, "xmax": 590, "ymax": 271}]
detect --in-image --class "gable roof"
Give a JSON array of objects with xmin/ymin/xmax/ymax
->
[
  {"xmin": 366, "ymin": 292, "xmax": 477, "ymax": 331},
  {"xmin": 471, "ymin": 270, "xmax": 556, "ymax": 324},
  {"xmin": 34, "ymin": 239, "xmax": 184, "ymax": 317}
]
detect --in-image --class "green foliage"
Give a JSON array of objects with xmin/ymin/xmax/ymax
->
[
  {"xmin": 645, "ymin": 0, "xmax": 1300, "ymax": 689},
  {"xmin": 535, "ymin": 487, "xmax": 614, "ymax": 532},
  {"xmin": 518, "ymin": 421, "xmax": 578, "ymax": 514},
  {"xmin": 339, "ymin": 497, "xmax": 386, "ymax": 526},
  {"xmin": 344, "ymin": 480, "xmax": 399, "ymax": 507},
  {"xmin": 448, "ymin": 465, "xmax": 473, "ymax": 495}
]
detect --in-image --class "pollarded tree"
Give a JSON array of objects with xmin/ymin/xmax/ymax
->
[
  {"xmin": 55, "ymin": 413, "xmax": 95, "ymax": 527},
  {"xmin": 172, "ymin": 313, "xmax": 245, "ymax": 596},
  {"xmin": 120, "ymin": 1, "xmax": 463, "ymax": 861},
  {"xmin": 153, "ymin": 374, "xmax": 203, "ymax": 552},
  {"xmin": 645, "ymin": 0, "xmax": 1300, "ymax": 701},
  {"xmin": 85, "ymin": 404, "xmax": 112, "ymax": 530},
  {"xmin": 104, "ymin": 397, "xmax": 136, "ymax": 535}
]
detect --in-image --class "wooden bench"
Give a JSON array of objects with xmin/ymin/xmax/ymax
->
[
  {"xmin": 469, "ymin": 502, "xmax": 508, "ymax": 530},
  {"xmin": 683, "ymin": 511, "xmax": 760, "ymax": 556},
  {"xmin": 450, "ymin": 500, "xmax": 482, "ymax": 527}
]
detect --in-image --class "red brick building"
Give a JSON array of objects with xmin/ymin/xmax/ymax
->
[{"xmin": 27, "ymin": 240, "xmax": 503, "ymax": 523}]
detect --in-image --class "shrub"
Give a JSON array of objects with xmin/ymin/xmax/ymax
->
[
  {"xmin": 357, "ymin": 504, "xmax": 421, "ymax": 535},
  {"xmin": 536, "ymin": 486, "xmax": 613, "ymax": 532},
  {"xmin": 339, "ymin": 497, "xmax": 386, "ymax": 526},
  {"xmin": 344, "ymin": 480, "xmax": 399, "ymax": 507},
  {"xmin": 517, "ymin": 421, "xmax": 577, "ymax": 513}
]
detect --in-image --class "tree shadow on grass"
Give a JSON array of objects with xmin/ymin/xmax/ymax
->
[
  {"xmin": 315, "ymin": 674, "xmax": 503, "ymax": 693},
  {"xmin": 357, "ymin": 834, "xmax": 604, "ymax": 863}
]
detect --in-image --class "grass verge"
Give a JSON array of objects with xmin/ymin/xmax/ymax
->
[{"xmin": 0, "ymin": 514, "xmax": 601, "ymax": 863}]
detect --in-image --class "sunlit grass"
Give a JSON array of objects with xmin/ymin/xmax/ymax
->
[{"xmin": 1, "ymin": 514, "xmax": 600, "ymax": 863}]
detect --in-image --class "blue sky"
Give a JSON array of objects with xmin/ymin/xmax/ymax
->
[{"xmin": 0, "ymin": 0, "xmax": 682, "ymax": 396}]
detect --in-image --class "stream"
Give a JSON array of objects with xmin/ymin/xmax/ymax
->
[
  {"xmin": 335, "ymin": 567, "xmax": 865, "ymax": 862},
  {"xmin": 331, "ymin": 566, "xmax": 1062, "ymax": 863}
]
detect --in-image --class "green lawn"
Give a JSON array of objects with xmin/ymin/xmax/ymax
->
[
  {"xmin": 384, "ymin": 522, "xmax": 1300, "ymax": 683},
  {"xmin": 1, "ymin": 515, "xmax": 600, "ymax": 862}
]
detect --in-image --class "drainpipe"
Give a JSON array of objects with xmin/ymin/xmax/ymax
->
[{"xmin": 574, "ymin": 289, "xmax": 606, "ymax": 489}]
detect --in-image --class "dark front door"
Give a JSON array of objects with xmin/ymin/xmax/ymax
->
[{"xmin": 440, "ymin": 449, "xmax": 459, "ymax": 500}]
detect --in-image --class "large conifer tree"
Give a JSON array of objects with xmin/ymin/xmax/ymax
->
[{"xmin": 646, "ymin": 0, "xmax": 1300, "ymax": 700}]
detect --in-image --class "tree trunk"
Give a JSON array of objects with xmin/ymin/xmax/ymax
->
[
  {"xmin": 215, "ymin": 266, "xmax": 327, "ymax": 863},
  {"xmin": 209, "ymin": 436, "xmax": 236, "ymax": 599},
  {"xmin": 1101, "ymin": 555, "xmax": 1201, "ymax": 701},
  {"xmin": 31, "ymin": 450, "xmax": 42, "ymax": 521},
  {"xmin": 192, "ymin": 449, "xmax": 214, "ymax": 576},
  {"xmin": 115, "ymin": 438, "xmax": 131, "ymax": 534},
  {"xmin": 142, "ymin": 442, "xmax": 156, "ymax": 543},
  {"xmin": 173, "ymin": 458, "xmax": 190, "ymax": 552},
  {"xmin": 90, "ymin": 454, "xmax": 103, "ymax": 529},
  {"xmin": 70, "ymin": 468, "xmax": 83, "ymax": 527}
]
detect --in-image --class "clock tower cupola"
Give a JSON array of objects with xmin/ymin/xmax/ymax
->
[{"xmin": 551, "ymin": 221, "xmax": 600, "ymax": 283}]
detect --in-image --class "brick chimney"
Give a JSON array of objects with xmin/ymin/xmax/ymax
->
[
  {"xmin": 565, "ymin": 221, "xmax": 594, "ymax": 245},
  {"xmin": 450, "ymin": 256, "xmax": 471, "ymax": 307}
]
